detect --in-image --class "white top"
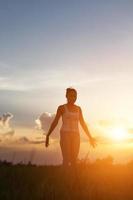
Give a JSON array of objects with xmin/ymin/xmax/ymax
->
[{"xmin": 60, "ymin": 104, "xmax": 79, "ymax": 133}]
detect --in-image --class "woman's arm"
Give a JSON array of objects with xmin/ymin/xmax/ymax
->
[
  {"xmin": 79, "ymin": 107, "xmax": 96, "ymax": 148},
  {"xmin": 45, "ymin": 106, "xmax": 62, "ymax": 147}
]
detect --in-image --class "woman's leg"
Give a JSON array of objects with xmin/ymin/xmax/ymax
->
[
  {"xmin": 70, "ymin": 133, "xmax": 80, "ymax": 167},
  {"xmin": 60, "ymin": 132, "xmax": 70, "ymax": 167}
]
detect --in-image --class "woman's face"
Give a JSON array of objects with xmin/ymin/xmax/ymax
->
[{"xmin": 66, "ymin": 91, "xmax": 77, "ymax": 104}]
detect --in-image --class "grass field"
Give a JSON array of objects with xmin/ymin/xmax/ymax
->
[{"xmin": 0, "ymin": 157, "xmax": 133, "ymax": 200}]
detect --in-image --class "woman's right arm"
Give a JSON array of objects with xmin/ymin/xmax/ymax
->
[{"xmin": 45, "ymin": 106, "xmax": 62, "ymax": 147}]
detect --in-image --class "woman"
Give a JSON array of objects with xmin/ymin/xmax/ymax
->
[{"xmin": 45, "ymin": 88, "xmax": 96, "ymax": 167}]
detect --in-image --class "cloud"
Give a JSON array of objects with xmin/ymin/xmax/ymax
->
[
  {"xmin": 0, "ymin": 112, "xmax": 15, "ymax": 140},
  {"xmin": 0, "ymin": 61, "xmax": 125, "ymax": 92},
  {"xmin": 0, "ymin": 62, "xmax": 68, "ymax": 91},
  {"xmin": 35, "ymin": 112, "xmax": 55, "ymax": 132},
  {"xmin": 0, "ymin": 111, "xmax": 58, "ymax": 146},
  {"xmin": 15, "ymin": 136, "xmax": 44, "ymax": 145},
  {"xmin": 17, "ymin": 136, "xmax": 30, "ymax": 144},
  {"xmin": 35, "ymin": 111, "xmax": 62, "ymax": 139}
]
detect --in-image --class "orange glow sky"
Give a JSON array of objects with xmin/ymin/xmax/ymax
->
[{"xmin": 0, "ymin": 1, "xmax": 133, "ymax": 164}]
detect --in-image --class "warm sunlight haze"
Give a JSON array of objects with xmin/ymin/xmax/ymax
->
[{"xmin": 109, "ymin": 127, "xmax": 128, "ymax": 142}]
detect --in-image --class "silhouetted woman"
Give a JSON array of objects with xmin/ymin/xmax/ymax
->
[{"xmin": 45, "ymin": 88, "xmax": 96, "ymax": 167}]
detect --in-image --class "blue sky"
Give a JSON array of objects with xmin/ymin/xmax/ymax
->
[{"xmin": 0, "ymin": 0, "xmax": 133, "ymax": 127}]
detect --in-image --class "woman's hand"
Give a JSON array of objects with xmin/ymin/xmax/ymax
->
[
  {"xmin": 45, "ymin": 135, "xmax": 49, "ymax": 147},
  {"xmin": 89, "ymin": 137, "xmax": 97, "ymax": 148}
]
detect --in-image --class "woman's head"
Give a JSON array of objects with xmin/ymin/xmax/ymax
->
[{"xmin": 66, "ymin": 87, "xmax": 77, "ymax": 104}]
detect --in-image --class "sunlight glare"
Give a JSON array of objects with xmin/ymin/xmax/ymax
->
[{"xmin": 110, "ymin": 127, "xmax": 128, "ymax": 141}]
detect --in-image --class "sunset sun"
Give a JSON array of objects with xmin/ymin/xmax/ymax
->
[{"xmin": 110, "ymin": 127, "xmax": 128, "ymax": 141}]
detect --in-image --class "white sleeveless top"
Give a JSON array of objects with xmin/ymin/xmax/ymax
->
[{"xmin": 60, "ymin": 104, "xmax": 79, "ymax": 133}]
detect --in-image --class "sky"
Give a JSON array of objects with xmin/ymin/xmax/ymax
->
[{"xmin": 0, "ymin": 0, "xmax": 133, "ymax": 164}]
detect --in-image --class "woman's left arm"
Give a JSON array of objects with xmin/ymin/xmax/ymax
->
[{"xmin": 79, "ymin": 107, "xmax": 96, "ymax": 148}]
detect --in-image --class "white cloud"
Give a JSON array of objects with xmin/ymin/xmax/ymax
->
[
  {"xmin": 0, "ymin": 112, "xmax": 15, "ymax": 140},
  {"xmin": 35, "ymin": 112, "xmax": 56, "ymax": 133}
]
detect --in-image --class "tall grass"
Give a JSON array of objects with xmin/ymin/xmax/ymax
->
[{"xmin": 0, "ymin": 157, "xmax": 133, "ymax": 200}]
